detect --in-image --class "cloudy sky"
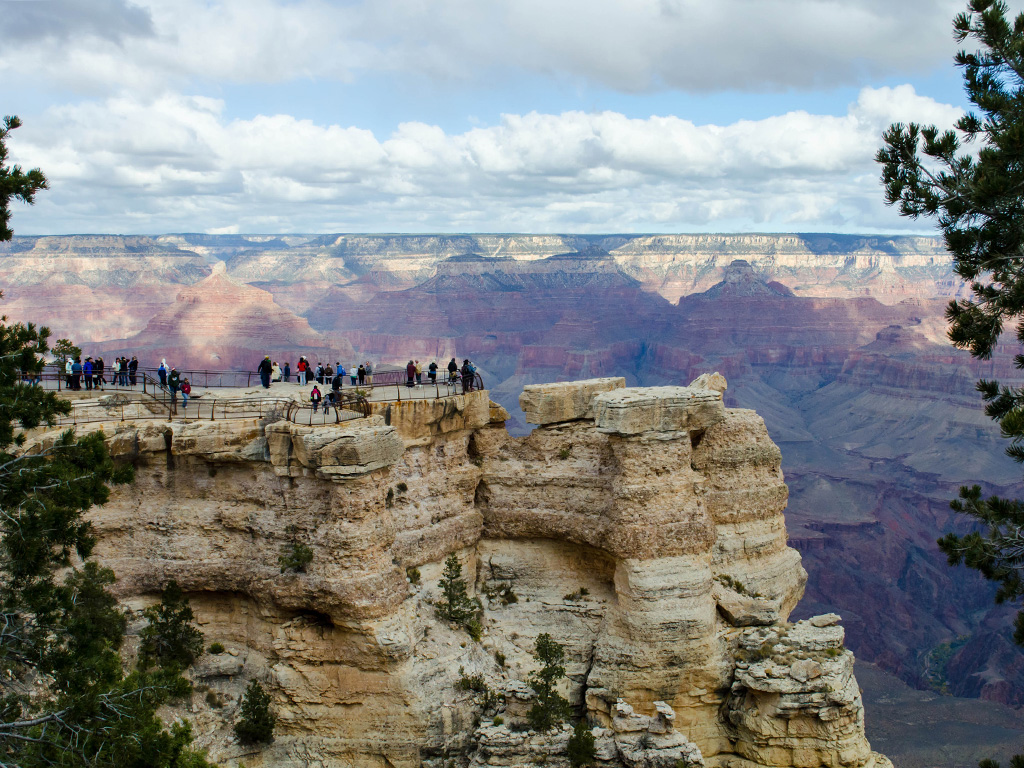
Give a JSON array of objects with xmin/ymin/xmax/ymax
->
[{"xmin": 0, "ymin": 0, "xmax": 994, "ymax": 234}]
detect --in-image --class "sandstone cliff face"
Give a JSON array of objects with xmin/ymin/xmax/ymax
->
[{"xmin": 73, "ymin": 378, "xmax": 884, "ymax": 768}]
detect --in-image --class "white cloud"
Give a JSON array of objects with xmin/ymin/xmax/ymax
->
[
  {"xmin": 3, "ymin": 85, "xmax": 962, "ymax": 234},
  {"xmin": 0, "ymin": 0, "xmax": 967, "ymax": 94}
]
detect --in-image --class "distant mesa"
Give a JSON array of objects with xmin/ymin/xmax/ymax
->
[{"xmin": 694, "ymin": 259, "xmax": 795, "ymax": 299}]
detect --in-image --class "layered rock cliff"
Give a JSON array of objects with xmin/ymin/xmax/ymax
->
[{"xmin": 52, "ymin": 377, "xmax": 888, "ymax": 768}]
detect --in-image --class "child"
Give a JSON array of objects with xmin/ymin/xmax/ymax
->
[
  {"xmin": 310, "ymin": 385, "xmax": 322, "ymax": 413},
  {"xmin": 180, "ymin": 378, "xmax": 192, "ymax": 407}
]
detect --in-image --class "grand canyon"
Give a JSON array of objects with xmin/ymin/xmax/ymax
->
[{"xmin": 4, "ymin": 233, "xmax": 1023, "ymax": 764}]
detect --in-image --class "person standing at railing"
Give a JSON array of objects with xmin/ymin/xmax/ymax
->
[
  {"xmin": 296, "ymin": 357, "xmax": 307, "ymax": 385},
  {"xmin": 406, "ymin": 360, "xmax": 416, "ymax": 388},
  {"xmin": 129, "ymin": 356, "xmax": 138, "ymax": 387},
  {"xmin": 180, "ymin": 378, "xmax": 191, "ymax": 408},
  {"xmin": 94, "ymin": 357, "xmax": 105, "ymax": 390},
  {"xmin": 257, "ymin": 356, "xmax": 273, "ymax": 389},
  {"xmin": 350, "ymin": 364, "xmax": 358, "ymax": 387},
  {"xmin": 461, "ymin": 360, "xmax": 474, "ymax": 392},
  {"xmin": 336, "ymin": 362, "xmax": 345, "ymax": 388},
  {"xmin": 415, "ymin": 360, "xmax": 422, "ymax": 387},
  {"xmin": 315, "ymin": 363, "xmax": 324, "ymax": 384},
  {"xmin": 83, "ymin": 357, "xmax": 94, "ymax": 391},
  {"xmin": 112, "ymin": 357, "xmax": 121, "ymax": 387},
  {"xmin": 65, "ymin": 358, "xmax": 73, "ymax": 389},
  {"xmin": 331, "ymin": 371, "xmax": 343, "ymax": 403},
  {"xmin": 365, "ymin": 361, "xmax": 373, "ymax": 386},
  {"xmin": 283, "ymin": 361, "xmax": 291, "ymax": 383},
  {"xmin": 71, "ymin": 358, "xmax": 82, "ymax": 390},
  {"xmin": 272, "ymin": 361, "xmax": 282, "ymax": 382},
  {"xmin": 447, "ymin": 357, "xmax": 458, "ymax": 384},
  {"xmin": 310, "ymin": 384, "xmax": 322, "ymax": 413},
  {"xmin": 325, "ymin": 363, "xmax": 333, "ymax": 383},
  {"xmin": 168, "ymin": 367, "xmax": 181, "ymax": 403},
  {"xmin": 158, "ymin": 359, "xmax": 168, "ymax": 388},
  {"xmin": 428, "ymin": 361, "xmax": 438, "ymax": 385},
  {"xmin": 357, "ymin": 363, "xmax": 365, "ymax": 386}
]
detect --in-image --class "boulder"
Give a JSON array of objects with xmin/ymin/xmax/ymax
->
[
  {"xmin": 593, "ymin": 386, "xmax": 725, "ymax": 436},
  {"xmin": 520, "ymin": 377, "xmax": 626, "ymax": 425}
]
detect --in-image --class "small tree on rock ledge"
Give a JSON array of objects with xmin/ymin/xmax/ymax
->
[{"xmin": 527, "ymin": 633, "xmax": 570, "ymax": 731}]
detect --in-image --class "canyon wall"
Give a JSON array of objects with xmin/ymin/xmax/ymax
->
[{"xmin": 61, "ymin": 378, "xmax": 887, "ymax": 768}]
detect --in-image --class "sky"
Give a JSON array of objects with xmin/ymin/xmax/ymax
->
[{"xmin": 0, "ymin": 0, "xmax": 1000, "ymax": 235}]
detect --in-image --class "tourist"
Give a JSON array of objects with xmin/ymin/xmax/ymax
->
[
  {"xmin": 180, "ymin": 378, "xmax": 191, "ymax": 408},
  {"xmin": 272, "ymin": 361, "xmax": 282, "ymax": 382},
  {"xmin": 415, "ymin": 360, "xmax": 422, "ymax": 386},
  {"xmin": 71, "ymin": 358, "xmax": 82, "ymax": 390},
  {"xmin": 325, "ymin": 363, "xmax": 334, "ymax": 381},
  {"xmin": 168, "ymin": 367, "xmax": 181, "ymax": 404},
  {"xmin": 350, "ymin": 364, "xmax": 358, "ymax": 387},
  {"xmin": 112, "ymin": 357, "xmax": 122, "ymax": 387},
  {"xmin": 129, "ymin": 356, "xmax": 139, "ymax": 386},
  {"xmin": 357, "ymin": 363, "xmax": 365, "ymax": 386},
  {"xmin": 336, "ymin": 362, "xmax": 345, "ymax": 387},
  {"xmin": 331, "ymin": 370, "xmax": 343, "ymax": 403},
  {"xmin": 257, "ymin": 356, "xmax": 273, "ymax": 389},
  {"xmin": 461, "ymin": 359, "xmax": 473, "ymax": 392},
  {"xmin": 83, "ymin": 357, "xmax": 94, "ymax": 391},
  {"xmin": 316, "ymin": 363, "xmax": 325, "ymax": 384},
  {"xmin": 447, "ymin": 357, "xmax": 458, "ymax": 384},
  {"xmin": 297, "ymin": 357, "xmax": 308, "ymax": 385},
  {"xmin": 95, "ymin": 357, "xmax": 105, "ymax": 390},
  {"xmin": 310, "ymin": 384, "xmax": 322, "ymax": 413},
  {"xmin": 283, "ymin": 361, "xmax": 291, "ymax": 382},
  {"xmin": 428, "ymin": 361, "xmax": 438, "ymax": 385},
  {"xmin": 158, "ymin": 359, "xmax": 168, "ymax": 388},
  {"xmin": 406, "ymin": 360, "xmax": 416, "ymax": 388},
  {"xmin": 65, "ymin": 357, "xmax": 73, "ymax": 389},
  {"xmin": 364, "ymin": 361, "xmax": 373, "ymax": 386}
]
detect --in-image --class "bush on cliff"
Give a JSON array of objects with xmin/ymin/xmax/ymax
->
[
  {"xmin": 0, "ymin": 119, "xmax": 213, "ymax": 767},
  {"xmin": 527, "ymin": 633, "xmax": 571, "ymax": 731},
  {"xmin": 234, "ymin": 680, "xmax": 277, "ymax": 745},
  {"xmin": 567, "ymin": 719, "xmax": 597, "ymax": 768},
  {"xmin": 139, "ymin": 580, "xmax": 205, "ymax": 670},
  {"xmin": 435, "ymin": 554, "xmax": 482, "ymax": 637}
]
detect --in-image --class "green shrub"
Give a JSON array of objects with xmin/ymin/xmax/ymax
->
[
  {"xmin": 558, "ymin": 447, "xmax": 572, "ymax": 460},
  {"xmin": 436, "ymin": 554, "xmax": 481, "ymax": 635},
  {"xmin": 139, "ymin": 580, "xmax": 204, "ymax": 670},
  {"xmin": 493, "ymin": 716, "xmax": 504, "ymax": 726},
  {"xmin": 234, "ymin": 680, "xmax": 276, "ymax": 745},
  {"xmin": 209, "ymin": 642, "xmax": 225, "ymax": 655},
  {"xmin": 495, "ymin": 650, "xmax": 507, "ymax": 668},
  {"xmin": 563, "ymin": 587, "xmax": 589, "ymax": 602},
  {"xmin": 396, "ymin": 482, "xmax": 408, "ymax": 493},
  {"xmin": 527, "ymin": 634, "xmax": 570, "ymax": 731},
  {"xmin": 278, "ymin": 541, "xmax": 314, "ymax": 573},
  {"xmin": 567, "ymin": 720, "xmax": 597, "ymax": 768},
  {"xmin": 407, "ymin": 566, "xmax": 421, "ymax": 584}
]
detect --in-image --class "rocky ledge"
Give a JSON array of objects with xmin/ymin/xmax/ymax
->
[{"xmin": 47, "ymin": 377, "xmax": 886, "ymax": 768}]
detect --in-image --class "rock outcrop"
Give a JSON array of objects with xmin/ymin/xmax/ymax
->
[{"xmin": 61, "ymin": 377, "xmax": 885, "ymax": 768}]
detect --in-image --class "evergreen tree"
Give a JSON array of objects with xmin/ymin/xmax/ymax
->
[
  {"xmin": 0, "ymin": 115, "xmax": 47, "ymax": 242},
  {"xmin": 234, "ymin": 680, "xmax": 276, "ymax": 745},
  {"xmin": 139, "ymin": 580, "xmax": 205, "ymax": 671},
  {"xmin": 527, "ymin": 633, "xmax": 570, "ymax": 732},
  {"xmin": 877, "ymin": 0, "xmax": 1024, "ymax": 644},
  {"xmin": 435, "ymin": 553, "xmax": 479, "ymax": 625},
  {"xmin": 0, "ymin": 116, "xmax": 212, "ymax": 767},
  {"xmin": 567, "ymin": 719, "xmax": 597, "ymax": 768}
]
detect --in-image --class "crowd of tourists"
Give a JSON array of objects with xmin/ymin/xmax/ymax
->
[
  {"xmin": 255, "ymin": 356, "xmax": 481, "ymax": 408},
  {"xmin": 43, "ymin": 352, "xmax": 482, "ymax": 414},
  {"xmin": 61, "ymin": 355, "xmax": 140, "ymax": 390}
]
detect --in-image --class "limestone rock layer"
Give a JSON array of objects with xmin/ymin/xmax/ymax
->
[{"xmin": 72, "ymin": 378, "xmax": 882, "ymax": 768}]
